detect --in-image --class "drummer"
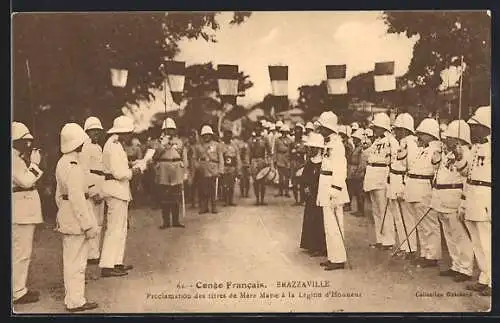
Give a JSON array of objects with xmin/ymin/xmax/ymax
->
[{"xmin": 248, "ymin": 122, "xmax": 273, "ymax": 205}]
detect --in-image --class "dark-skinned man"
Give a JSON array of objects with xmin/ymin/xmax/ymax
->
[
  {"xmin": 151, "ymin": 118, "xmax": 187, "ymax": 229},
  {"xmin": 290, "ymin": 124, "xmax": 307, "ymax": 206},
  {"xmin": 220, "ymin": 129, "xmax": 241, "ymax": 206},
  {"xmin": 248, "ymin": 122, "xmax": 273, "ymax": 205},
  {"xmin": 193, "ymin": 125, "xmax": 224, "ymax": 214},
  {"xmin": 233, "ymin": 132, "xmax": 251, "ymax": 198},
  {"xmin": 274, "ymin": 124, "xmax": 292, "ymax": 198}
]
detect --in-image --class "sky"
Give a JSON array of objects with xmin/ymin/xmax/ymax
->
[{"xmin": 176, "ymin": 11, "xmax": 421, "ymax": 106}]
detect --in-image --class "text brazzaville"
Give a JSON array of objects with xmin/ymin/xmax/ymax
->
[{"xmin": 196, "ymin": 281, "xmax": 267, "ymax": 290}]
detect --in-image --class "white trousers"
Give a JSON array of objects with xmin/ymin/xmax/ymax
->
[
  {"xmin": 465, "ymin": 220, "xmax": 491, "ymax": 287},
  {"xmin": 394, "ymin": 200, "xmax": 418, "ymax": 253},
  {"xmin": 432, "ymin": 210, "xmax": 473, "ymax": 276},
  {"xmin": 414, "ymin": 202, "xmax": 441, "ymax": 260},
  {"xmin": 88, "ymin": 201, "xmax": 105, "ymax": 260},
  {"xmin": 62, "ymin": 234, "xmax": 88, "ymax": 309},
  {"xmin": 12, "ymin": 224, "xmax": 35, "ymax": 301},
  {"xmin": 369, "ymin": 189, "xmax": 395, "ymax": 246},
  {"xmin": 99, "ymin": 198, "xmax": 128, "ymax": 269},
  {"xmin": 323, "ymin": 205, "xmax": 346, "ymax": 263}
]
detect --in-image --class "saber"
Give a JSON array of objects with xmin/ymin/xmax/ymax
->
[
  {"xmin": 333, "ymin": 208, "xmax": 352, "ymax": 269},
  {"xmin": 379, "ymin": 198, "xmax": 390, "ymax": 235},
  {"xmin": 181, "ymin": 182, "xmax": 186, "ymax": 220},
  {"xmin": 391, "ymin": 207, "xmax": 432, "ymax": 257},
  {"xmin": 397, "ymin": 199, "xmax": 412, "ymax": 254},
  {"xmin": 215, "ymin": 176, "xmax": 219, "ymax": 201}
]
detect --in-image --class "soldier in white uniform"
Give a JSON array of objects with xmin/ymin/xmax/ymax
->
[
  {"xmin": 426, "ymin": 120, "xmax": 473, "ymax": 282},
  {"xmin": 55, "ymin": 123, "xmax": 99, "ymax": 312},
  {"xmin": 12, "ymin": 122, "xmax": 43, "ymax": 305},
  {"xmin": 459, "ymin": 106, "xmax": 491, "ymax": 296},
  {"xmin": 99, "ymin": 116, "xmax": 143, "ymax": 277},
  {"xmin": 403, "ymin": 118, "xmax": 442, "ymax": 268},
  {"xmin": 390, "ymin": 113, "xmax": 419, "ymax": 259},
  {"xmin": 316, "ymin": 111, "xmax": 350, "ymax": 270},
  {"xmin": 363, "ymin": 113, "xmax": 396, "ymax": 250},
  {"xmin": 80, "ymin": 116, "xmax": 106, "ymax": 264}
]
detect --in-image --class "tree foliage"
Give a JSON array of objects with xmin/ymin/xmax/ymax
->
[
  {"xmin": 13, "ymin": 12, "xmax": 252, "ymax": 135},
  {"xmin": 383, "ymin": 11, "xmax": 491, "ymax": 113}
]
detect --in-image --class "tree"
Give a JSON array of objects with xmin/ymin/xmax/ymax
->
[
  {"xmin": 383, "ymin": 11, "xmax": 491, "ymax": 117},
  {"xmin": 13, "ymin": 12, "xmax": 252, "ymax": 134}
]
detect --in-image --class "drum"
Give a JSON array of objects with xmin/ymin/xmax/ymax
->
[
  {"xmin": 266, "ymin": 167, "xmax": 278, "ymax": 184},
  {"xmin": 255, "ymin": 166, "xmax": 271, "ymax": 182}
]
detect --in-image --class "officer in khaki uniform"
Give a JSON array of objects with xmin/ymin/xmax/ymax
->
[
  {"xmin": 152, "ymin": 118, "xmax": 187, "ymax": 228},
  {"xmin": 427, "ymin": 120, "xmax": 474, "ymax": 282},
  {"xmin": 274, "ymin": 124, "xmax": 292, "ymax": 197},
  {"xmin": 12, "ymin": 122, "xmax": 43, "ymax": 305},
  {"xmin": 363, "ymin": 113, "xmax": 396, "ymax": 250},
  {"xmin": 233, "ymin": 133, "xmax": 250, "ymax": 198},
  {"xmin": 290, "ymin": 124, "xmax": 307, "ymax": 205},
  {"xmin": 220, "ymin": 129, "xmax": 241, "ymax": 206},
  {"xmin": 80, "ymin": 116, "xmax": 106, "ymax": 264},
  {"xmin": 248, "ymin": 123, "xmax": 273, "ymax": 205},
  {"xmin": 100, "ymin": 116, "xmax": 144, "ymax": 277},
  {"xmin": 403, "ymin": 118, "xmax": 442, "ymax": 268},
  {"xmin": 390, "ymin": 113, "xmax": 419, "ymax": 258},
  {"xmin": 55, "ymin": 123, "xmax": 99, "ymax": 312},
  {"xmin": 459, "ymin": 106, "xmax": 491, "ymax": 296},
  {"xmin": 193, "ymin": 125, "xmax": 224, "ymax": 214},
  {"xmin": 316, "ymin": 111, "xmax": 350, "ymax": 271}
]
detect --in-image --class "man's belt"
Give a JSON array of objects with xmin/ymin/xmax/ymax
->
[
  {"xmin": 104, "ymin": 173, "xmax": 116, "ymax": 181},
  {"xmin": 61, "ymin": 193, "xmax": 90, "ymax": 200},
  {"xmin": 407, "ymin": 173, "xmax": 434, "ymax": 180},
  {"xmin": 368, "ymin": 163, "xmax": 388, "ymax": 167},
  {"xmin": 390, "ymin": 169, "xmax": 406, "ymax": 175},
  {"xmin": 320, "ymin": 170, "xmax": 333, "ymax": 176},
  {"xmin": 159, "ymin": 158, "xmax": 182, "ymax": 162},
  {"xmin": 90, "ymin": 169, "xmax": 105, "ymax": 176},
  {"xmin": 467, "ymin": 179, "xmax": 491, "ymax": 187},
  {"xmin": 202, "ymin": 158, "xmax": 219, "ymax": 163},
  {"xmin": 433, "ymin": 183, "xmax": 464, "ymax": 190},
  {"xmin": 13, "ymin": 187, "xmax": 36, "ymax": 193}
]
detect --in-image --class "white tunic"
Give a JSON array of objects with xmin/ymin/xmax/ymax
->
[
  {"xmin": 317, "ymin": 134, "xmax": 349, "ymax": 207},
  {"xmin": 101, "ymin": 135, "xmax": 133, "ymax": 202},
  {"xmin": 363, "ymin": 133, "xmax": 394, "ymax": 192}
]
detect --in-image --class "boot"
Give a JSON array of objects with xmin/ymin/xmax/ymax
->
[
  {"xmin": 159, "ymin": 205, "xmax": 171, "ymax": 229},
  {"xmin": 260, "ymin": 185, "xmax": 267, "ymax": 205},
  {"xmin": 254, "ymin": 183, "xmax": 260, "ymax": 205}
]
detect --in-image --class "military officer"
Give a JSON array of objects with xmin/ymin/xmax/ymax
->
[
  {"xmin": 185, "ymin": 129, "xmax": 200, "ymax": 207},
  {"xmin": 274, "ymin": 124, "xmax": 292, "ymax": 197},
  {"xmin": 290, "ymin": 124, "xmax": 307, "ymax": 206},
  {"xmin": 234, "ymin": 133, "xmax": 251, "ymax": 198},
  {"xmin": 152, "ymin": 118, "xmax": 187, "ymax": 228},
  {"xmin": 363, "ymin": 113, "xmax": 397, "ymax": 250},
  {"xmin": 305, "ymin": 121, "xmax": 315, "ymax": 138},
  {"xmin": 55, "ymin": 123, "xmax": 99, "ymax": 312},
  {"xmin": 267, "ymin": 123, "xmax": 278, "ymax": 155},
  {"xmin": 99, "ymin": 116, "xmax": 143, "ymax": 277},
  {"xmin": 425, "ymin": 120, "xmax": 474, "ymax": 282},
  {"xmin": 193, "ymin": 125, "xmax": 224, "ymax": 214},
  {"xmin": 316, "ymin": 111, "xmax": 350, "ymax": 270},
  {"xmin": 460, "ymin": 106, "xmax": 491, "ymax": 296},
  {"xmin": 403, "ymin": 118, "xmax": 442, "ymax": 268},
  {"xmin": 12, "ymin": 122, "xmax": 43, "ymax": 305},
  {"xmin": 80, "ymin": 116, "xmax": 106, "ymax": 264},
  {"xmin": 220, "ymin": 129, "xmax": 241, "ymax": 206},
  {"xmin": 390, "ymin": 113, "xmax": 419, "ymax": 259},
  {"xmin": 248, "ymin": 122, "xmax": 273, "ymax": 205}
]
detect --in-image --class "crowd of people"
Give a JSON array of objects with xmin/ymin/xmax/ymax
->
[{"xmin": 12, "ymin": 104, "xmax": 491, "ymax": 312}]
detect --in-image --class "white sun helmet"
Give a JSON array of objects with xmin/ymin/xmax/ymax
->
[
  {"xmin": 200, "ymin": 125, "xmax": 214, "ymax": 136},
  {"xmin": 305, "ymin": 122, "xmax": 314, "ymax": 130},
  {"xmin": 443, "ymin": 120, "xmax": 471, "ymax": 145},
  {"xmin": 162, "ymin": 117, "xmax": 176, "ymax": 130},
  {"xmin": 468, "ymin": 105, "xmax": 491, "ymax": 129},
  {"xmin": 318, "ymin": 111, "xmax": 338, "ymax": 132},
  {"xmin": 372, "ymin": 113, "xmax": 391, "ymax": 131},
  {"xmin": 60, "ymin": 123, "xmax": 89, "ymax": 154},
  {"xmin": 107, "ymin": 116, "xmax": 134, "ymax": 134},
  {"xmin": 416, "ymin": 118, "xmax": 440, "ymax": 140},
  {"xmin": 12, "ymin": 122, "xmax": 34, "ymax": 141},
  {"xmin": 280, "ymin": 124, "xmax": 290, "ymax": 132},
  {"xmin": 83, "ymin": 116, "xmax": 104, "ymax": 132},
  {"xmin": 393, "ymin": 113, "xmax": 415, "ymax": 133}
]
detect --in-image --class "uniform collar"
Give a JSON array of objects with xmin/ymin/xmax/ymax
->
[
  {"xmin": 13, "ymin": 148, "xmax": 21, "ymax": 157},
  {"xmin": 64, "ymin": 151, "xmax": 79, "ymax": 162}
]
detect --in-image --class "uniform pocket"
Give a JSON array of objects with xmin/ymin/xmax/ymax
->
[{"xmin": 438, "ymin": 189, "xmax": 461, "ymax": 209}]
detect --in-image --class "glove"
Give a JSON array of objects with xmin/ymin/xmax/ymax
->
[
  {"xmin": 30, "ymin": 149, "xmax": 41, "ymax": 165},
  {"xmin": 84, "ymin": 226, "xmax": 98, "ymax": 239}
]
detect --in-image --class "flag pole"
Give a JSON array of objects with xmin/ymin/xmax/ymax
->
[
  {"xmin": 25, "ymin": 58, "xmax": 36, "ymax": 134},
  {"xmin": 458, "ymin": 55, "xmax": 464, "ymax": 136}
]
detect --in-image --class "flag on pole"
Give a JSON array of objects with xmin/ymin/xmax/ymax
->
[
  {"xmin": 217, "ymin": 64, "xmax": 239, "ymax": 105},
  {"xmin": 110, "ymin": 68, "xmax": 128, "ymax": 88},
  {"xmin": 164, "ymin": 60, "xmax": 186, "ymax": 105},
  {"xmin": 326, "ymin": 64, "xmax": 347, "ymax": 95},
  {"xmin": 374, "ymin": 61, "xmax": 396, "ymax": 92},
  {"xmin": 268, "ymin": 65, "xmax": 288, "ymax": 97}
]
